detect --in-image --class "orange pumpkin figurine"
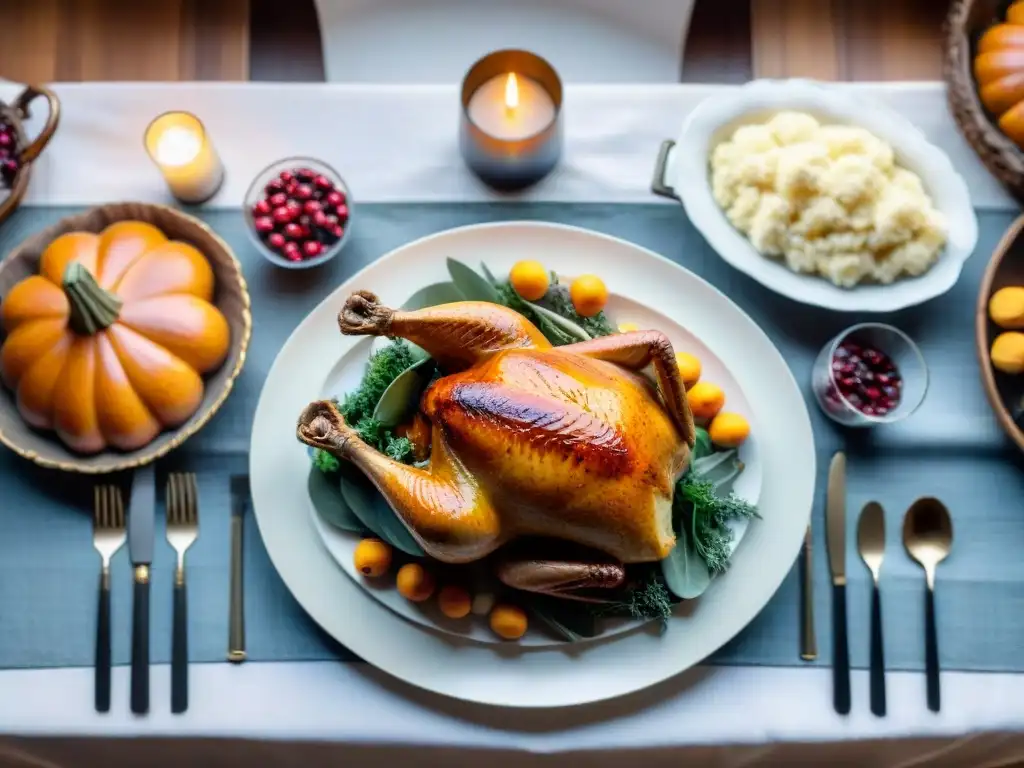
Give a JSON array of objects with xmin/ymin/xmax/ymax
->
[{"xmin": 0, "ymin": 221, "xmax": 230, "ymax": 454}]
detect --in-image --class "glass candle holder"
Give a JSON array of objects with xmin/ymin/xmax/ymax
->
[
  {"xmin": 144, "ymin": 112, "xmax": 225, "ymax": 204},
  {"xmin": 812, "ymin": 323, "xmax": 929, "ymax": 428},
  {"xmin": 459, "ymin": 49, "xmax": 563, "ymax": 191}
]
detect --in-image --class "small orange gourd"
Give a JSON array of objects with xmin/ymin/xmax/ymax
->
[
  {"xmin": 975, "ymin": 1, "xmax": 1024, "ymax": 148},
  {"xmin": 0, "ymin": 221, "xmax": 230, "ymax": 454}
]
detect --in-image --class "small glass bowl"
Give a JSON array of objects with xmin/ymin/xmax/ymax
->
[
  {"xmin": 811, "ymin": 322, "xmax": 928, "ymax": 427},
  {"xmin": 243, "ymin": 156, "xmax": 352, "ymax": 270}
]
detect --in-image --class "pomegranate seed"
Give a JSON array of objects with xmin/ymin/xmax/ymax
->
[
  {"xmin": 254, "ymin": 216, "xmax": 275, "ymax": 234},
  {"xmin": 267, "ymin": 232, "xmax": 286, "ymax": 250},
  {"xmin": 303, "ymin": 240, "xmax": 323, "ymax": 258},
  {"xmin": 272, "ymin": 206, "xmax": 294, "ymax": 225}
]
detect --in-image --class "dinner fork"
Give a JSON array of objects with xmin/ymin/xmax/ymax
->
[
  {"xmin": 166, "ymin": 472, "xmax": 199, "ymax": 714},
  {"xmin": 93, "ymin": 484, "xmax": 126, "ymax": 713}
]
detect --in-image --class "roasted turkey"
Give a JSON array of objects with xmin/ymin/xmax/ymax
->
[{"xmin": 297, "ymin": 292, "xmax": 695, "ymax": 598}]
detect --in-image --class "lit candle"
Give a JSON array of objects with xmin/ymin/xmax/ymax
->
[
  {"xmin": 466, "ymin": 72, "xmax": 556, "ymax": 141},
  {"xmin": 459, "ymin": 50, "xmax": 563, "ymax": 191},
  {"xmin": 144, "ymin": 112, "xmax": 224, "ymax": 204}
]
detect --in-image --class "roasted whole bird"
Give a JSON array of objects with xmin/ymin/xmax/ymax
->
[{"xmin": 297, "ymin": 291, "xmax": 695, "ymax": 599}]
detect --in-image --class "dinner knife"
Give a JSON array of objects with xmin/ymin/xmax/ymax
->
[
  {"xmin": 228, "ymin": 474, "xmax": 249, "ymax": 663},
  {"xmin": 826, "ymin": 451, "xmax": 850, "ymax": 715},
  {"xmin": 128, "ymin": 463, "xmax": 156, "ymax": 714}
]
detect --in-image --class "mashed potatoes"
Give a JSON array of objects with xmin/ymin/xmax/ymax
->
[{"xmin": 710, "ymin": 111, "xmax": 947, "ymax": 288}]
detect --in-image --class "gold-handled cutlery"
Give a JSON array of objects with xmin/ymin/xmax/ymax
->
[
  {"xmin": 92, "ymin": 485, "xmax": 126, "ymax": 713},
  {"xmin": 857, "ymin": 501, "xmax": 887, "ymax": 717},
  {"xmin": 228, "ymin": 475, "xmax": 250, "ymax": 663},
  {"xmin": 903, "ymin": 497, "xmax": 953, "ymax": 713},
  {"xmin": 166, "ymin": 472, "xmax": 199, "ymax": 715},
  {"xmin": 825, "ymin": 451, "xmax": 850, "ymax": 715},
  {"xmin": 800, "ymin": 521, "xmax": 817, "ymax": 661}
]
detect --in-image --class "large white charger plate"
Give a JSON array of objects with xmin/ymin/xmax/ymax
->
[
  {"xmin": 666, "ymin": 78, "xmax": 979, "ymax": 313},
  {"xmin": 250, "ymin": 221, "xmax": 816, "ymax": 707}
]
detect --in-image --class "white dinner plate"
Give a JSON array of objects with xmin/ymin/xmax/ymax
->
[
  {"xmin": 668, "ymin": 78, "xmax": 979, "ymax": 313},
  {"xmin": 250, "ymin": 221, "xmax": 816, "ymax": 708}
]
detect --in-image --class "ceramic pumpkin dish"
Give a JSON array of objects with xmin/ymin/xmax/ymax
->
[
  {"xmin": 0, "ymin": 220, "xmax": 231, "ymax": 454},
  {"xmin": 975, "ymin": 0, "xmax": 1024, "ymax": 147}
]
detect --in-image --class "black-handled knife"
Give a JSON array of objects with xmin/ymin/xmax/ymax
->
[
  {"xmin": 826, "ymin": 452, "xmax": 850, "ymax": 715},
  {"xmin": 128, "ymin": 463, "xmax": 156, "ymax": 714}
]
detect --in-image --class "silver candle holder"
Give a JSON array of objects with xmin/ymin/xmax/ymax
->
[{"xmin": 459, "ymin": 50, "xmax": 563, "ymax": 191}]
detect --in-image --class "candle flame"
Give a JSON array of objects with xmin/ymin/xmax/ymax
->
[{"xmin": 504, "ymin": 73, "xmax": 519, "ymax": 112}]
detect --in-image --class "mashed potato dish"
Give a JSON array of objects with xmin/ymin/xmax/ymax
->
[{"xmin": 709, "ymin": 111, "xmax": 948, "ymax": 288}]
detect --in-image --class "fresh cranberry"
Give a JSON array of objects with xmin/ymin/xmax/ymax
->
[
  {"xmin": 325, "ymin": 190, "xmax": 345, "ymax": 207},
  {"xmin": 267, "ymin": 232, "xmax": 286, "ymax": 250},
  {"xmin": 279, "ymin": 170, "xmax": 294, "ymax": 183},
  {"xmin": 286, "ymin": 199, "xmax": 302, "ymax": 214},
  {"xmin": 284, "ymin": 222, "xmax": 303, "ymax": 239},
  {"xmin": 0, "ymin": 133, "xmax": 11, "ymax": 149},
  {"xmin": 335, "ymin": 204, "xmax": 349, "ymax": 220},
  {"xmin": 272, "ymin": 206, "xmax": 294, "ymax": 225},
  {"xmin": 331, "ymin": 224, "xmax": 345, "ymax": 239},
  {"xmin": 292, "ymin": 184, "xmax": 312, "ymax": 201},
  {"xmin": 253, "ymin": 199, "xmax": 271, "ymax": 217},
  {"xmin": 254, "ymin": 216, "xmax": 275, "ymax": 234},
  {"xmin": 282, "ymin": 242, "xmax": 301, "ymax": 260},
  {"xmin": 295, "ymin": 167, "xmax": 315, "ymax": 182},
  {"xmin": 303, "ymin": 199, "xmax": 322, "ymax": 215},
  {"xmin": 303, "ymin": 240, "xmax": 323, "ymax": 258},
  {"xmin": 312, "ymin": 211, "xmax": 329, "ymax": 228},
  {"xmin": 265, "ymin": 178, "xmax": 285, "ymax": 194},
  {"xmin": 314, "ymin": 174, "xmax": 333, "ymax": 190},
  {"xmin": 268, "ymin": 192, "xmax": 287, "ymax": 207}
]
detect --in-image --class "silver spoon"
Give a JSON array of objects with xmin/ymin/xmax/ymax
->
[
  {"xmin": 857, "ymin": 501, "xmax": 886, "ymax": 716},
  {"xmin": 903, "ymin": 497, "xmax": 953, "ymax": 713}
]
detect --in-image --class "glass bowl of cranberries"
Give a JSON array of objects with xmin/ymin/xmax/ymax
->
[
  {"xmin": 812, "ymin": 322, "xmax": 928, "ymax": 427},
  {"xmin": 244, "ymin": 157, "xmax": 352, "ymax": 268}
]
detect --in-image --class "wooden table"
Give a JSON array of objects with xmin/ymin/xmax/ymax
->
[{"xmin": 0, "ymin": 0, "xmax": 947, "ymax": 84}]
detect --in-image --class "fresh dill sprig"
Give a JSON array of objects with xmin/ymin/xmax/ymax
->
[
  {"xmin": 588, "ymin": 567, "xmax": 675, "ymax": 623},
  {"xmin": 540, "ymin": 281, "xmax": 616, "ymax": 338},
  {"xmin": 680, "ymin": 475, "xmax": 759, "ymax": 574}
]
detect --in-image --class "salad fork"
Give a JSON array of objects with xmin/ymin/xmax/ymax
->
[
  {"xmin": 166, "ymin": 472, "xmax": 199, "ymax": 714},
  {"xmin": 93, "ymin": 484, "xmax": 126, "ymax": 713}
]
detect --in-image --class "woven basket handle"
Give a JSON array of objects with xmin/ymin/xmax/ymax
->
[{"xmin": 13, "ymin": 85, "xmax": 60, "ymax": 164}]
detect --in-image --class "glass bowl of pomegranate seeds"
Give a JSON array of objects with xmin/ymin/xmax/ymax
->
[
  {"xmin": 812, "ymin": 322, "xmax": 928, "ymax": 427},
  {"xmin": 244, "ymin": 157, "xmax": 352, "ymax": 269}
]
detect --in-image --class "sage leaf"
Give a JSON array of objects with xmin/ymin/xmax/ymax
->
[
  {"xmin": 661, "ymin": 523, "xmax": 711, "ymax": 599},
  {"xmin": 527, "ymin": 596, "xmax": 599, "ymax": 641},
  {"xmin": 479, "ymin": 262, "xmax": 499, "ymax": 287},
  {"xmin": 525, "ymin": 301, "xmax": 591, "ymax": 341},
  {"xmin": 692, "ymin": 427, "xmax": 712, "ymax": 463},
  {"xmin": 447, "ymin": 258, "xmax": 501, "ymax": 304},
  {"xmin": 372, "ymin": 358, "xmax": 435, "ymax": 427},
  {"xmin": 308, "ymin": 465, "xmax": 367, "ymax": 534},
  {"xmin": 402, "ymin": 281, "xmax": 465, "ymax": 311},
  {"xmin": 338, "ymin": 468, "xmax": 426, "ymax": 556}
]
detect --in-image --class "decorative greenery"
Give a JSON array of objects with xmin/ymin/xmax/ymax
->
[
  {"xmin": 537, "ymin": 280, "xmax": 616, "ymax": 339},
  {"xmin": 312, "ymin": 447, "xmax": 340, "ymax": 474},
  {"xmin": 681, "ymin": 474, "xmax": 759, "ymax": 575},
  {"xmin": 590, "ymin": 567, "xmax": 676, "ymax": 624}
]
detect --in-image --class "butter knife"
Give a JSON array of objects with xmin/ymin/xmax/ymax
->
[
  {"xmin": 826, "ymin": 451, "xmax": 850, "ymax": 715},
  {"xmin": 128, "ymin": 463, "xmax": 156, "ymax": 714},
  {"xmin": 228, "ymin": 474, "xmax": 249, "ymax": 663},
  {"xmin": 800, "ymin": 521, "xmax": 817, "ymax": 661}
]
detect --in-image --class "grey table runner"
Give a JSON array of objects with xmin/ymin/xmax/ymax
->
[{"xmin": 1, "ymin": 203, "xmax": 1022, "ymax": 672}]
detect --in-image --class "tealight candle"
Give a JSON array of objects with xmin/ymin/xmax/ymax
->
[
  {"xmin": 144, "ymin": 112, "xmax": 224, "ymax": 204},
  {"xmin": 459, "ymin": 50, "xmax": 563, "ymax": 191}
]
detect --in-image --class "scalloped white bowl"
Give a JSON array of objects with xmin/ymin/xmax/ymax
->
[{"xmin": 667, "ymin": 79, "xmax": 979, "ymax": 313}]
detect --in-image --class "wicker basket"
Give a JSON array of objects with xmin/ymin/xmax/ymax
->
[{"xmin": 945, "ymin": 0, "xmax": 1024, "ymax": 201}]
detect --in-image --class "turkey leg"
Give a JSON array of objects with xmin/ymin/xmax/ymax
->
[
  {"xmin": 297, "ymin": 400, "xmax": 504, "ymax": 563},
  {"xmin": 495, "ymin": 556, "xmax": 626, "ymax": 602},
  {"xmin": 338, "ymin": 291, "xmax": 550, "ymax": 371},
  {"xmin": 562, "ymin": 331, "xmax": 695, "ymax": 446}
]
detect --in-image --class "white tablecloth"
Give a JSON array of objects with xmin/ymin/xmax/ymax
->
[{"xmin": 0, "ymin": 82, "xmax": 1022, "ymax": 766}]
